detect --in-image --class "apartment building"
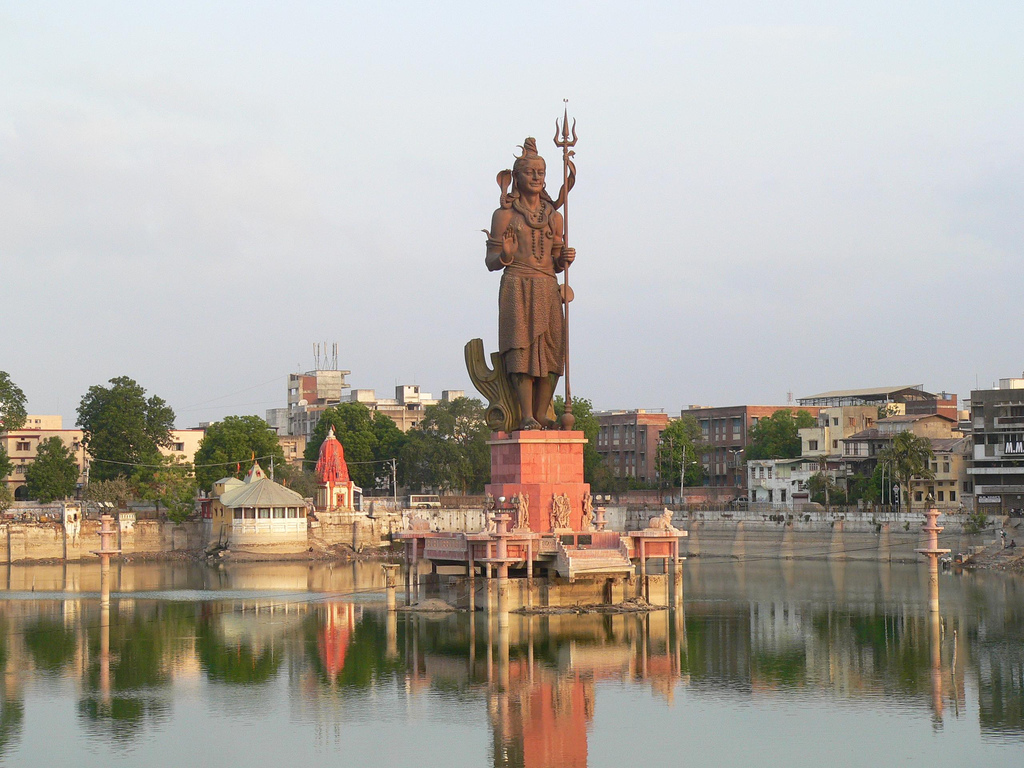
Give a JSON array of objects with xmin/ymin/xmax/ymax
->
[
  {"xmin": 594, "ymin": 410, "xmax": 669, "ymax": 484},
  {"xmin": 967, "ymin": 376, "xmax": 1024, "ymax": 516},
  {"xmin": 1, "ymin": 417, "xmax": 204, "ymax": 500},
  {"xmin": 685, "ymin": 405, "xmax": 821, "ymax": 492}
]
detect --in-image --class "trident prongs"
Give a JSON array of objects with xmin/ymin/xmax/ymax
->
[{"xmin": 554, "ymin": 106, "xmax": 578, "ymax": 149}]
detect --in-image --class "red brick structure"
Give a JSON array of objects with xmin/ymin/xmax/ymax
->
[
  {"xmin": 486, "ymin": 431, "xmax": 590, "ymax": 532},
  {"xmin": 594, "ymin": 410, "xmax": 669, "ymax": 484}
]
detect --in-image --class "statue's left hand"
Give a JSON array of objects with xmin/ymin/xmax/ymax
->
[{"xmin": 560, "ymin": 247, "xmax": 576, "ymax": 267}]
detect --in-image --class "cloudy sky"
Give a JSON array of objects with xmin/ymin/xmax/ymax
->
[{"xmin": 2, "ymin": 1, "xmax": 1021, "ymax": 427}]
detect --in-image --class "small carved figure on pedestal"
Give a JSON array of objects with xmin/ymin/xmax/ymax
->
[
  {"xmin": 512, "ymin": 492, "xmax": 531, "ymax": 532},
  {"xmin": 551, "ymin": 492, "xmax": 572, "ymax": 531},
  {"xmin": 581, "ymin": 491, "xmax": 594, "ymax": 532},
  {"xmin": 647, "ymin": 507, "xmax": 680, "ymax": 534}
]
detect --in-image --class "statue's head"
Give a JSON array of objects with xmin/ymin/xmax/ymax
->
[{"xmin": 512, "ymin": 137, "xmax": 547, "ymax": 196}]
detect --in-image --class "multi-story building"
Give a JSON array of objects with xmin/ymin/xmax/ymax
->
[
  {"xmin": 841, "ymin": 413, "xmax": 960, "ymax": 465},
  {"xmin": 1, "ymin": 416, "xmax": 88, "ymax": 500},
  {"xmin": 1, "ymin": 417, "xmax": 204, "ymax": 500},
  {"xmin": 797, "ymin": 385, "xmax": 938, "ymax": 411},
  {"xmin": 799, "ymin": 406, "xmax": 877, "ymax": 458},
  {"xmin": 349, "ymin": 386, "xmax": 464, "ymax": 432},
  {"xmin": 266, "ymin": 364, "xmax": 465, "ymax": 437},
  {"xmin": 747, "ymin": 457, "xmax": 825, "ymax": 506},
  {"xmin": 967, "ymin": 376, "xmax": 1024, "ymax": 516},
  {"xmin": 910, "ymin": 437, "xmax": 970, "ymax": 511},
  {"xmin": 276, "ymin": 435, "xmax": 307, "ymax": 467},
  {"xmin": 594, "ymin": 410, "xmax": 669, "ymax": 484},
  {"xmin": 685, "ymin": 405, "xmax": 821, "ymax": 492}
]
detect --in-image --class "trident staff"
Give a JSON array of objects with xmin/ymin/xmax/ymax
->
[{"xmin": 554, "ymin": 102, "xmax": 578, "ymax": 430}]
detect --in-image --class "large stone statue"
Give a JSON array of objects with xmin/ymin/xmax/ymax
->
[
  {"xmin": 467, "ymin": 134, "xmax": 577, "ymax": 433},
  {"xmin": 485, "ymin": 138, "xmax": 575, "ymax": 431}
]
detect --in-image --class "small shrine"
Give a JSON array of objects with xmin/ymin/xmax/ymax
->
[
  {"xmin": 207, "ymin": 462, "xmax": 309, "ymax": 552},
  {"xmin": 315, "ymin": 427, "xmax": 359, "ymax": 513}
]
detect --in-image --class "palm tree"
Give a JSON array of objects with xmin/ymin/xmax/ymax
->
[{"xmin": 878, "ymin": 431, "xmax": 934, "ymax": 518}]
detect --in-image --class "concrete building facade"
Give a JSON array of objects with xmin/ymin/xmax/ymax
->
[
  {"xmin": 594, "ymin": 410, "xmax": 669, "ymax": 484},
  {"xmin": 266, "ymin": 366, "xmax": 465, "ymax": 437},
  {"xmin": 2, "ymin": 417, "xmax": 205, "ymax": 500},
  {"xmin": 685, "ymin": 405, "xmax": 821, "ymax": 492},
  {"xmin": 967, "ymin": 376, "xmax": 1024, "ymax": 516}
]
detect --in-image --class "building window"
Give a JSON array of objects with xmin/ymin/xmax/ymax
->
[
  {"xmin": 938, "ymin": 491, "xmax": 945, "ymax": 502},
  {"xmin": 942, "ymin": 462, "xmax": 950, "ymax": 473},
  {"xmin": 832, "ymin": 440, "xmax": 838, "ymax": 449},
  {"xmin": 914, "ymin": 492, "xmax": 923, "ymax": 502},
  {"xmin": 781, "ymin": 489, "xmax": 787, "ymax": 503},
  {"xmin": 808, "ymin": 440, "xmax": 818, "ymax": 451},
  {"xmin": 832, "ymin": 418, "xmax": 839, "ymax": 426},
  {"xmin": 15, "ymin": 441, "xmax": 30, "ymax": 452},
  {"xmin": 950, "ymin": 491, "xmax": 957, "ymax": 502}
]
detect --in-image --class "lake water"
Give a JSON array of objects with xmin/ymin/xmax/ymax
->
[{"xmin": 0, "ymin": 559, "xmax": 1021, "ymax": 767}]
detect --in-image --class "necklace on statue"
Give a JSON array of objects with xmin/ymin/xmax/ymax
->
[{"xmin": 513, "ymin": 199, "xmax": 547, "ymax": 261}]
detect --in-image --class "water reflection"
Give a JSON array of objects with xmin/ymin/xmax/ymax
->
[{"xmin": 0, "ymin": 560, "xmax": 1019, "ymax": 765}]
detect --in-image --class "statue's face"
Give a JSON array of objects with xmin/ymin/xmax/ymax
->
[{"xmin": 515, "ymin": 158, "xmax": 546, "ymax": 193}]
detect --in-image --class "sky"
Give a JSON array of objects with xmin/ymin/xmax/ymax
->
[{"xmin": 1, "ymin": 1, "xmax": 1022, "ymax": 428}]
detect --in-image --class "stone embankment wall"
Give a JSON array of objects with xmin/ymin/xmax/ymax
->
[
  {"xmin": 0, "ymin": 518, "xmax": 207, "ymax": 563},
  {"xmin": 1, "ymin": 505, "xmax": 1000, "ymax": 562},
  {"xmin": 625, "ymin": 507, "xmax": 992, "ymax": 562}
]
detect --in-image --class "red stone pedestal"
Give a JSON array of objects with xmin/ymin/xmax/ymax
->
[{"xmin": 486, "ymin": 430, "xmax": 591, "ymax": 533}]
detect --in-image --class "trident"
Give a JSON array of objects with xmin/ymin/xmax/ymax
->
[{"xmin": 553, "ymin": 101, "xmax": 577, "ymax": 430}]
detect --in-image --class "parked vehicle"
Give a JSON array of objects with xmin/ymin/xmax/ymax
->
[{"xmin": 408, "ymin": 494, "xmax": 441, "ymax": 509}]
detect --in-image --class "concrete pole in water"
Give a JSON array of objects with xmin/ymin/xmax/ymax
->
[
  {"xmin": 382, "ymin": 562, "xmax": 401, "ymax": 612},
  {"xmin": 916, "ymin": 502, "xmax": 950, "ymax": 723},
  {"xmin": 916, "ymin": 502, "xmax": 950, "ymax": 614},
  {"xmin": 93, "ymin": 512, "xmax": 121, "ymax": 708}
]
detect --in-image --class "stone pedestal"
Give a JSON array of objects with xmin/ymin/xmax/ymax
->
[{"xmin": 486, "ymin": 430, "xmax": 590, "ymax": 534}]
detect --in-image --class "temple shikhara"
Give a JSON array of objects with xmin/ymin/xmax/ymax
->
[{"xmin": 315, "ymin": 427, "xmax": 358, "ymax": 513}]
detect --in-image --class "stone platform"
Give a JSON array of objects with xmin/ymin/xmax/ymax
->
[{"xmin": 486, "ymin": 430, "xmax": 590, "ymax": 532}]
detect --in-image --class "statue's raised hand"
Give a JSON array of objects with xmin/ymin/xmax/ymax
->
[{"xmin": 501, "ymin": 224, "xmax": 518, "ymax": 263}]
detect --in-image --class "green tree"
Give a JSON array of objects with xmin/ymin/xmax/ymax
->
[
  {"xmin": 0, "ymin": 485, "xmax": 12, "ymax": 516},
  {"xmin": 878, "ymin": 431, "xmax": 935, "ymax": 518},
  {"xmin": 371, "ymin": 411, "xmax": 409, "ymax": 488},
  {"xmin": 274, "ymin": 465, "xmax": 320, "ymax": 498},
  {"xmin": 656, "ymin": 415, "xmax": 707, "ymax": 490},
  {"xmin": 24, "ymin": 437, "xmax": 79, "ymax": 502},
  {"xmin": 807, "ymin": 471, "xmax": 846, "ymax": 506},
  {"xmin": 193, "ymin": 415, "xmax": 284, "ymax": 491},
  {"xmin": 553, "ymin": 396, "xmax": 606, "ymax": 486},
  {"xmin": 402, "ymin": 397, "xmax": 489, "ymax": 494},
  {"xmin": 305, "ymin": 403, "xmax": 380, "ymax": 489},
  {"xmin": 0, "ymin": 447, "xmax": 11, "ymax": 484},
  {"xmin": 134, "ymin": 455, "xmax": 197, "ymax": 522},
  {"xmin": 84, "ymin": 477, "xmax": 135, "ymax": 510},
  {"xmin": 0, "ymin": 372, "xmax": 27, "ymax": 487},
  {"xmin": 746, "ymin": 409, "xmax": 816, "ymax": 460},
  {"xmin": 0, "ymin": 372, "xmax": 27, "ymax": 432},
  {"xmin": 77, "ymin": 377, "xmax": 175, "ymax": 481}
]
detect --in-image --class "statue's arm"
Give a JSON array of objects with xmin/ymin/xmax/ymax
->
[
  {"xmin": 485, "ymin": 209, "xmax": 515, "ymax": 272},
  {"xmin": 551, "ymin": 210, "xmax": 575, "ymax": 272}
]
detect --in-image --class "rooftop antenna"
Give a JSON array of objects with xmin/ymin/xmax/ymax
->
[{"xmin": 787, "ymin": 390, "xmax": 793, "ymax": 404}]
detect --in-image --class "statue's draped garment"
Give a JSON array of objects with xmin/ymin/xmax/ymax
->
[{"xmin": 497, "ymin": 205, "xmax": 565, "ymax": 378}]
